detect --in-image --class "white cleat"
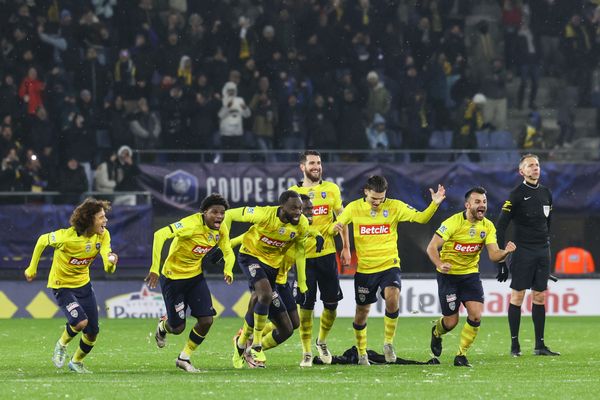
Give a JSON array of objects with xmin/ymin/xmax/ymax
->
[
  {"xmin": 383, "ymin": 343, "xmax": 397, "ymax": 363},
  {"xmin": 299, "ymin": 352, "xmax": 313, "ymax": 367},
  {"xmin": 52, "ymin": 341, "xmax": 67, "ymax": 368},
  {"xmin": 68, "ymin": 360, "xmax": 92, "ymax": 373},
  {"xmin": 357, "ymin": 353, "xmax": 370, "ymax": 366},
  {"xmin": 316, "ymin": 340, "xmax": 332, "ymax": 364},
  {"xmin": 176, "ymin": 357, "xmax": 201, "ymax": 373}
]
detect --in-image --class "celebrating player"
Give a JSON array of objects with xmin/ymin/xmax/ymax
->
[
  {"xmin": 333, "ymin": 175, "xmax": 446, "ymax": 365},
  {"xmin": 24, "ymin": 198, "xmax": 118, "ymax": 373},
  {"xmin": 289, "ymin": 150, "xmax": 350, "ymax": 366},
  {"xmin": 145, "ymin": 193, "xmax": 234, "ymax": 373},
  {"xmin": 427, "ymin": 187, "xmax": 516, "ymax": 367}
]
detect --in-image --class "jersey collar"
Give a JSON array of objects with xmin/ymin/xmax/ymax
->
[{"xmin": 523, "ymin": 180, "xmax": 539, "ymax": 189}]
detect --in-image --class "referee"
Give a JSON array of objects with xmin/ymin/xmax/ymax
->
[{"xmin": 496, "ymin": 153, "xmax": 559, "ymax": 357}]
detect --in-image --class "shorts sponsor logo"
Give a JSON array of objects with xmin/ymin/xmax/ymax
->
[
  {"xmin": 259, "ymin": 235, "xmax": 287, "ymax": 247},
  {"xmin": 272, "ymin": 292, "xmax": 281, "ymax": 308},
  {"xmin": 357, "ymin": 286, "xmax": 370, "ymax": 294},
  {"xmin": 359, "ymin": 224, "xmax": 390, "ymax": 235},
  {"xmin": 453, "ymin": 243, "xmax": 482, "ymax": 253},
  {"xmin": 249, "ymin": 263, "xmax": 260, "ymax": 277},
  {"xmin": 312, "ymin": 205, "xmax": 329, "ymax": 216},
  {"xmin": 66, "ymin": 302, "xmax": 79, "ymax": 312},
  {"xmin": 68, "ymin": 257, "xmax": 95, "ymax": 266},
  {"xmin": 175, "ymin": 302, "xmax": 185, "ymax": 313},
  {"xmin": 106, "ymin": 285, "xmax": 166, "ymax": 318},
  {"xmin": 192, "ymin": 245, "xmax": 212, "ymax": 255}
]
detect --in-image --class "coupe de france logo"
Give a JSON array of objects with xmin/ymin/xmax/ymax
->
[{"xmin": 164, "ymin": 169, "xmax": 198, "ymax": 205}]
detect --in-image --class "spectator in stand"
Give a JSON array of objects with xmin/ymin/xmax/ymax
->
[
  {"xmin": 75, "ymin": 47, "xmax": 110, "ymax": 107},
  {"xmin": 94, "ymin": 152, "xmax": 117, "ymax": 194},
  {"xmin": 365, "ymin": 71, "xmax": 391, "ymax": 124},
  {"xmin": 26, "ymin": 106, "xmax": 55, "ymax": 154},
  {"xmin": 177, "ymin": 55, "xmax": 193, "ymax": 87},
  {"xmin": 0, "ymin": 74, "xmax": 21, "ymax": 121},
  {"xmin": 402, "ymin": 89, "xmax": 432, "ymax": 162},
  {"xmin": 36, "ymin": 10, "xmax": 81, "ymax": 76},
  {"xmin": 20, "ymin": 149, "xmax": 49, "ymax": 193},
  {"xmin": 189, "ymin": 73, "xmax": 219, "ymax": 160},
  {"xmin": 481, "ymin": 58, "xmax": 508, "ymax": 131},
  {"xmin": 216, "ymin": 81, "xmax": 251, "ymax": 161},
  {"xmin": 470, "ymin": 20, "xmax": 499, "ymax": 85},
  {"xmin": 249, "ymin": 76, "xmax": 278, "ymax": 161},
  {"xmin": 106, "ymin": 95, "xmax": 134, "ymax": 150},
  {"xmin": 562, "ymin": 14, "xmax": 593, "ymax": 106},
  {"xmin": 529, "ymin": 0, "xmax": 567, "ymax": 77},
  {"xmin": 365, "ymin": 113, "xmax": 391, "ymax": 161},
  {"xmin": 337, "ymin": 88, "xmax": 368, "ymax": 161},
  {"xmin": 0, "ymin": 124, "xmax": 21, "ymax": 160},
  {"xmin": 454, "ymin": 93, "xmax": 486, "ymax": 162},
  {"xmin": 520, "ymin": 111, "xmax": 544, "ymax": 150},
  {"xmin": 130, "ymin": 32, "xmax": 157, "ymax": 94},
  {"xmin": 159, "ymin": 31, "xmax": 186, "ymax": 78},
  {"xmin": 113, "ymin": 49, "xmax": 137, "ymax": 99},
  {"xmin": 61, "ymin": 114, "xmax": 97, "ymax": 190},
  {"xmin": 0, "ymin": 147, "xmax": 24, "ymax": 193},
  {"xmin": 129, "ymin": 97, "xmax": 161, "ymax": 151},
  {"xmin": 19, "ymin": 67, "xmax": 45, "ymax": 116},
  {"xmin": 516, "ymin": 17, "xmax": 541, "ymax": 110},
  {"xmin": 278, "ymin": 93, "xmax": 307, "ymax": 159},
  {"xmin": 307, "ymin": 94, "xmax": 339, "ymax": 156},
  {"xmin": 500, "ymin": 0, "xmax": 522, "ymax": 75},
  {"xmin": 255, "ymin": 25, "xmax": 284, "ymax": 82},
  {"xmin": 58, "ymin": 157, "xmax": 88, "ymax": 204},
  {"xmin": 114, "ymin": 145, "xmax": 141, "ymax": 205},
  {"xmin": 160, "ymin": 82, "xmax": 189, "ymax": 152}
]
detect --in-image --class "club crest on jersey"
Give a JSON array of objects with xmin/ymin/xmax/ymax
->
[
  {"xmin": 383, "ymin": 210, "xmax": 389, "ymax": 218},
  {"xmin": 308, "ymin": 191, "xmax": 315, "ymax": 199},
  {"xmin": 370, "ymin": 210, "xmax": 376, "ymax": 217},
  {"xmin": 543, "ymin": 205, "xmax": 551, "ymax": 217},
  {"xmin": 85, "ymin": 243, "xmax": 91, "ymax": 253},
  {"xmin": 278, "ymin": 227, "xmax": 286, "ymax": 235},
  {"xmin": 321, "ymin": 191, "xmax": 327, "ymax": 199},
  {"xmin": 480, "ymin": 231, "xmax": 486, "ymax": 239},
  {"xmin": 469, "ymin": 227, "xmax": 476, "ymax": 237},
  {"xmin": 215, "ymin": 234, "xmax": 220, "ymax": 242},
  {"xmin": 96, "ymin": 243, "xmax": 101, "ymax": 250},
  {"xmin": 290, "ymin": 232, "xmax": 296, "ymax": 239}
]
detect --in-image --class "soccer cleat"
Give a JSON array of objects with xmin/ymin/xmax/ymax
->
[
  {"xmin": 357, "ymin": 353, "xmax": 370, "ymax": 366},
  {"xmin": 315, "ymin": 340, "xmax": 332, "ymax": 364},
  {"xmin": 383, "ymin": 343, "xmax": 397, "ymax": 363},
  {"xmin": 511, "ymin": 342, "xmax": 522, "ymax": 357},
  {"xmin": 299, "ymin": 352, "xmax": 313, "ymax": 367},
  {"xmin": 176, "ymin": 357, "xmax": 200, "ymax": 373},
  {"xmin": 232, "ymin": 333, "xmax": 245, "ymax": 369},
  {"xmin": 68, "ymin": 360, "xmax": 92, "ymax": 373},
  {"xmin": 534, "ymin": 346, "xmax": 560, "ymax": 356},
  {"xmin": 430, "ymin": 326, "xmax": 442, "ymax": 357},
  {"xmin": 52, "ymin": 341, "xmax": 67, "ymax": 368},
  {"xmin": 155, "ymin": 316, "xmax": 167, "ymax": 348},
  {"xmin": 453, "ymin": 355, "xmax": 472, "ymax": 367},
  {"xmin": 244, "ymin": 346, "xmax": 266, "ymax": 368}
]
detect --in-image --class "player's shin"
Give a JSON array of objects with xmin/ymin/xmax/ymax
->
[
  {"xmin": 60, "ymin": 323, "xmax": 79, "ymax": 346},
  {"xmin": 353, "ymin": 322, "xmax": 368, "ymax": 356},
  {"xmin": 299, "ymin": 308, "xmax": 314, "ymax": 354},
  {"xmin": 457, "ymin": 319, "xmax": 480, "ymax": 356},
  {"xmin": 318, "ymin": 305, "xmax": 337, "ymax": 343},
  {"xmin": 383, "ymin": 309, "xmax": 399, "ymax": 344},
  {"xmin": 252, "ymin": 301, "xmax": 269, "ymax": 348},
  {"xmin": 181, "ymin": 327, "xmax": 205, "ymax": 359},
  {"xmin": 72, "ymin": 334, "xmax": 96, "ymax": 363}
]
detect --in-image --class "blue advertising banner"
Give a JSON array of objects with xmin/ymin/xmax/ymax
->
[{"xmin": 138, "ymin": 162, "xmax": 600, "ymax": 213}]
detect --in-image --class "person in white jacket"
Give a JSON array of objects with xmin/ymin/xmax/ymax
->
[{"xmin": 217, "ymin": 81, "xmax": 251, "ymax": 161}]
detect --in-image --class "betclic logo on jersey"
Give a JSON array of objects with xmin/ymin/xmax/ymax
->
[
  {"xmin": 192, "ymin": 245, "xmax": 212, "ymax": 255},
  {"xmin": 68, "ymin": 257, "xmax": 95, "ymax": 266},
  {"xmin": 312, "ymin": 205, "xmax": 329, "ymax": 216},
  {"xmin": 359, "ymin": 224, "xmax": 391, "ymax": 235},
  {"xmin": 453, "ymin": 243, "xmax": 482, "ymax": 253},
  {"xmin": 259, "ymin": 235, "xmax": 287, "ymax": 247}
]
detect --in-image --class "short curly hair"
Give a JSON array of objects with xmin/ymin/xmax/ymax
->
[{"xmin": 70, "ymin": 198, "xmax": 111, "ymax": 235}]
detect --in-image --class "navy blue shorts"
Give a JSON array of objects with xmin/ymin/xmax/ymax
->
[
  {"xmin": 354, "ymin": 268, "xmax": 402, "ymax": 305},
  {"xmin": 53, "ymin": 282, "xmax": 99, "ymax": 335},
  {"xmin": 238, "ymin": 253, "xmax": 279, "ymax": 289},
  {"xmin": 275, "ymin": 282, "xmax": 297, "ymax": 313},
  {"xmin": 509, "ymin": 245, "xmax": 551, "ymax": 292},
  {"xmin": 436, "ymin": 272, "xmax": 484, "ymax": 316},
  {"xmin": 160, "ymin": 273, "xmax": 216, "ymax": 327},
  {"xmin": 301, "ymin": 253, "xmax": 343, "ymax": 309}
]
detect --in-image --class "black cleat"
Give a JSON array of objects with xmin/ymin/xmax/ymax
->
[
  {"xmin": 430, "ymin": 326, "xmax": 442, "ymax": 357},
  {"xmin": 453, "ymin": 355, "xmax": 472, "ymax": 367},
  {"xmin": 534, "ymin": 346, "xmax": 560, "ymax": 356},
  {"xmin": 511, "ymin": 342, "xmax": 522, "ymax": 357}
]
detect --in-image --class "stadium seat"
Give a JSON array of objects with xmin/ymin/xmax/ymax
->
[
  {"xmin": 426, "ymin": 130, "xmax": 453, "ymax": 161},
  {"xmin": 490, "ymin": 130, "xmax": 516, "ymax": 149},
  {"xmin": 554, "ymin": 247, "xmax": 595, "ymax": 274}
]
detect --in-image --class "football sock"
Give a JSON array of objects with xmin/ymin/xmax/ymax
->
[
  {"xmin": 158, "ymin": 319, "xmax": 170, "ymax": 335},
  {"xmin": 434, "ymin": 317, "xmax": 450, "ymax": 337},
  {"xmin": 72, "ymin": 335, "xmax": 96, "ymax": 362},
  {"xmin": 181, "ymin": 327, "xmax": 205, "ymax": 359},
  {"xmin": 353, "ymin": 322, "xmax": 367, "ymax": 356},
  {"xmin": 457, "ymin": 319, "xmax": 480, "ymax": 356},
  {"xmin": 237, "ymin": 320, "xmax": 253, "ymax": 349},
  {"xmin": 261, "ymin": 331, "xmax": 279, "ymax": 350},
  {"xmin": 262, "ymin": 322, "xmax": 274, "ymax": 337},
  {"xmin": 318, "ymin": 307, "xmax": 336, "ymax": 344},
  {"xmin": 299, "ymin": 308, "xmax": 313, "ymax": 353},
  {"xmin": 508, "ymin": 303, "xmax": 521, "ymax": 343},
  {"xmin": 532, "ymin": 303, "xmax": 546, "ymax": 348},
  {"xmin": 383, "ymin": 309, "xmax": 399, "ymax": 344},
  {"xmin": 59, "ymin": 324, "xmax": 79, "ymax": 346},
  {"xmin": 252, "ymin": 309, "xmax": 268, "ymax": 348}
]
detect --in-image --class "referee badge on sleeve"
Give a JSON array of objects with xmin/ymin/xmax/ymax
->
[{"xmin": 543, "ymin": 205, "xmax": 551, "ymax": 217}]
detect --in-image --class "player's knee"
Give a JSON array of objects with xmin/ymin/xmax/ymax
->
[
  {"xmin": 74, "ymin": 319, "xmax": 88, "ymax": 332},
  {"xmin": 85, "ymin": 333, "xmax": 97, "ymax": 342},
  {"xmin": 256, "ymin": 291, "xmax": 272, "ymax": 305},
  {"xmin": 170, "ymin": 322, "xmax": 186, "ymax": 335},
  {"xmin": 532, "ymin": 291, "xmax": 545, "ymax": 304},
  {"xmin": 443, "ymin": 315, "xmax": 459, "ymax": 330},
  {"xmin": 197, "ymin": 317, "xmax": 213, "ymax": 332},
  {"xmin": 511, "ymin": 291, "xmax": 526, "ymax": 306},
  {"xmin": 323, "ymin": 302, "xmax": 338, "ymax": 311}
]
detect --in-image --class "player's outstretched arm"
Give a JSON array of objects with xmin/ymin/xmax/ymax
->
[
  {"xmin": 429, "ymin": 184, "xmax": 446, "ymax": 205},
  {"xmin": 24, "ymin": 233, "xmax": 50, "ymax": 282}
]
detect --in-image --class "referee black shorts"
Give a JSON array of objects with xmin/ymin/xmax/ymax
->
[{"xmin": 509, "ymin": 244, "xmax": 551, "ymax": 292}]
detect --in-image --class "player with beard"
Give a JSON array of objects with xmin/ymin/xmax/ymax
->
[
  {"xmin": 495, "ymin": 154, "xmax": 559, "ymax": 357},
  {"xmin": 24, "ymin": 198, "xmax": 118, "ymax": 373},
  {"xmin": 226, "ymin": 190, "xmax": 309, "ymax": 368},
  {"xmin": 427, "ymin": 187, "xmax": 516, "ymax": 367},
  {"xmin": 288, "ymin": 150, "xmax": 351, "ymax": 366},
  {"xmin": 332, "ymin": 175, "xmax": 446, "ymax": 365},
  {"xmin": 145, "ymin": 193, "xmax": 234, "ymax": 372}
]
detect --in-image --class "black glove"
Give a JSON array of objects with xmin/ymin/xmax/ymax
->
[
  {"xmin": 208, "ymin": 247, "xmax": 224, "ymax": 264},
  {"xmin": 315, "ymin": 235, "xmax": 325, "ymax": 253},
  {"xmin": 294, "ymin": 282, "xmax": 308, "ymax": 307},
  {"xmin": 496, "ymin": 262, "xmax": 509, "ymax": 282}
]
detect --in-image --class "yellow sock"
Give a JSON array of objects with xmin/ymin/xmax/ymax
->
[
  {"xmin": 262, "ymin": 322, "xmax": 274, "ymax": 337},
  {"xmin": 237, "ymin": 320, "xmax": 253, "ymax": 348},
  {"xmin": 299, "ymin": 308, "xmax": 313, "ymax": 353},
  {"xmin": 457, "ymin": 320, "xmax": 480, "ymax": 356},
  {"xmin": 181, "ymin": 328, "xmax": 205, "ymax": 358},
  {"xmin": 383, "ymin": 315, "xmax": 398, "ymax": 344},
  {"xmin": 252, "ymin": 312, "xmax": 268, "ymax": 348},
  {"xmin": 261, "ymin": 332, "xmax": 279, "ymax": 350},
  {"xmin": 353, "ymin": 323, "xmax": 367, "ymax": 356},
  {"xmin": 434, "ymin": 317, "xmax": 449, "ymax": 337},
  {"xmin": 59, "ymin": 325, "xmax": 79, "ymax": 346},
  {"xmin": 318, "ymin": 308, "xmax": 336, "ymax": 344},
  {"xmin": 72, "ymin": 335, "xmax": 96, "ymax": 363}
]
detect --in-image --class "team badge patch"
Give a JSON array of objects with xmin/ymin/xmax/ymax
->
[
  {"xmin": 438, "ymin": 225, "xmax": 447, "ymax": 233},
  {"xmin": 215, "ymin": 234, "xmax": 220, "ymax": 242},
  {"xmin": 370, "ymin": 210, "xmax": 376, "ymax": 217},
  {"xmin": 359, "ymin": 294, "xmax": 366, "ymax": 303},
  {"xmin": 174, "ymin": 222, "xmax": 183, "ymax": 229},
  {"xmin": 249, "ymin": 263, "xmax": 259, "ymax": 278},
  {"xmin": 383, "ymin": 210, "xmax": 389, "ymax": 218},
  {"xmin": 321, "ymin": 191, "xmax": 327, "ymax": 199},
  {"xmin": 70, "ymin": 309, "xmax": 79, "ymax": 318},
  {"xmin": 469, "ymin": 227, "xmax": 476, "ymax": 237},
  {"xmin": 96, "ymin": 243, "xmax": 101, "ymax": 250},
  {"xmin": 308, "ymin": 191, "xmax": 315, "ymax": 199},
  {"xmin": 247, "ymin": 207, "xmax": 255, "ymax": 214},
  {"xmin": 449, "ymin": 302, "xmax": 456, "ymax": 311},
  {"xmin": 272, "ymin": 292, "xmax": 281, "ymax": 308},
  {"xmin": 480, "ymin": 231, "xmax": 486, "ymax": 239},
  {"xmin": 85, "ymin": 243, "xmax": 91, "ymax": 253},
  {"xmin": 278, "ymin": 227, "xmax": 286, "ymax": 235},
  {"xmin": 290, "ymin": 232, "xmax": 296, "ymax": 239}
]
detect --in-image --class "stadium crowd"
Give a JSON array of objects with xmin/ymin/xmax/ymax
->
[{"xmin": 0, "ymin": 0, "xmax": 598, "ymax": 196}]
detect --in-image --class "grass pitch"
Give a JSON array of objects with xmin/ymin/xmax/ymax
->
[{"xmin": 1, "ymin": 317, "xmax": 598, "ymax": 399}]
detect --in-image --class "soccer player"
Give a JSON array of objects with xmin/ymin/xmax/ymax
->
[
  {"xmin": 495, "ymin": 154, "xmax": 559, "ymax": 357},
  {"xmin": 333, "ymin": 175, "xmax": 446, "ymax": 365},
  {"xmin": 427, "ymin": 187, "xmax": 516, "ymax": 367},
  {"xmin": 226, "ymin": 190, "xmax": 309, "ymax": 368},
  {"xmin": 145, "ymin": 193, "xmax": 235, "ymax": 373},
  {"xmin": 289, "ymin": 150, "xmax": 351, "ymax": 366},
  {"xmin": 24, "ymin": 198, "xmax": 118, "ymax": 373}
]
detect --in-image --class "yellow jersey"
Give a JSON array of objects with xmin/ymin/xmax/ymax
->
[
  {"xmin": 336, "ymin": 198, "xmax": 439, "ymax": 274},
  {"xmin": 435, "ymin": 211, "xmax": 497, "ymax": 275},
  {"xmin": 289, "ymin": 180, "xmax": 343, "ymax": 257},
  {"xmin": 150, "ymin": 213, "xmax": 234, "ymax": 280},
  {"xmin": 27, "ymin": 227, "xmax": 114, "ymax": 289}
]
